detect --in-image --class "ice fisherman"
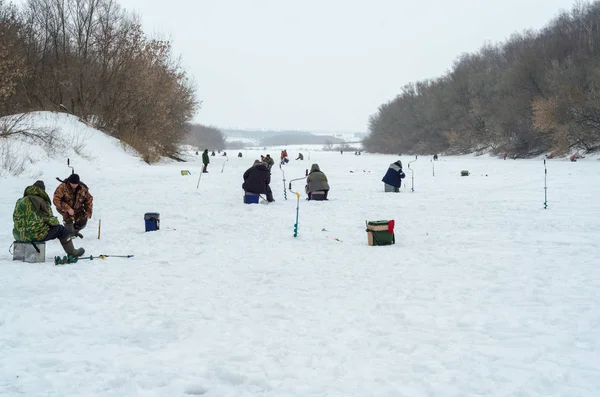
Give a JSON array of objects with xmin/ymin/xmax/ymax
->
[
  {"xmin": 202, "ymin": 149, "xmax": 210, "ymax": 172},
  {"xmin": 53, "ymin": 173, "xmax": 94, "ymax": 238},
  {"xmin": 264, "ymin": 154, "xmax": 275, "ymax": 170},
  {"xmin": 13, "ymin": 180, "xmax": 85, "ymax": 257},
  {"xmin": 381, "ymin": 160, "xmax": 406, "ymax": 192},
  {"xmin": 306, "ymin": 163, "xmax": 330, "ymax": 200},
  {"xmin": 242, "ymin": 160, "xmax": 274, "ymax": 202}
]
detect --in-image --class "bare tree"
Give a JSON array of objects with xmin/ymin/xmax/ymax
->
[{"xmin": 365, "ymin": 1, "xmax": 600, "ymax": 157}]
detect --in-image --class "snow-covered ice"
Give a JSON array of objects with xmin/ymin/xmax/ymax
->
[{"xmin": 1, "ymin": 113, "xmax": 600, "ymax": 396}]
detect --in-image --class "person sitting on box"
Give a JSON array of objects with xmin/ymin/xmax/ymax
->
[
  {"xmin": 306, "ymin": 163, "xmax": 330, "ymax": 200},
  {"xmin": 242, "ymin": 160, "xmax": 274, "ymax": 202},
  {"xmin": 382, "ymin": 160, "xmax": 405, "ymax": 192},
  {"xmin": 13, "ymin": 180, "xmax": 85, "ymax": 257}
]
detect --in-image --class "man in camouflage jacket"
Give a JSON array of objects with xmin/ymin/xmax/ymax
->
[
  {"xmin": 53, "ymin": 174, "xmax": 94, "ymax": 238},
  {"xmin": 13, "ymin": 180, "xmax": 85, "ymax": 257}
]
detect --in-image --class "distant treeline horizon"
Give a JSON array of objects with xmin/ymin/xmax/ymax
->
[{"xmin": 364, "ymin": 1, "xmax": 600, "ymax": 158}]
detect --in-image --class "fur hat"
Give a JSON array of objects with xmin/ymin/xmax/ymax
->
[
  {"xmin": 33, "ymin": 180, "xmax": 45, "ymax": 190},
  {"xmin": 67, "ymin": 174, "xmax": 80, "ymax": 184}
]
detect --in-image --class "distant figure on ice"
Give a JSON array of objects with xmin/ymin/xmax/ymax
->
[
  {"xmin": 211, "ymin": 151, "xmax": 216, "ymax": 156},
  {"xmin": 503, "ymin": 151, "xmax": 508, "ymax": 160},
  {"xmin": 433, "ymin": 154, "xmax": 438, "ymax": 161},
  {"xmin": 242, "ymin": 160, "xmax": 274, "ymax": 203},
  {"xmin": 13, "ymin": 180, "xmax": 85, "ymax": 258},
  {"xmin": 570, "ymin": 154, "xmax": 577, "ymax": 162},
  {"xmin": 382, "ymin": 160, "xmax": 405, "ymax": 192},
  {"xmin": 280, "ymin": 149, "xmax": 289, "ymax": 164},
  {"xmin": 296, "ymin": 153, "xmax": 304, "ymax": 160},
  {"xmin": 340, "ymin": 150, "xmax": 343, "ymax": 155},
  {"xmin": 264, "ymin": 154, "xmax": 275, "ymax": 170},
  {"xmin": 238, "ymin": 152, "xmax": 243, "ymax": 158},
  {"xmin": 53, "ymin": 173, "xmax": 94, "ymax": 238},
  {"xmin": 202, "ymin": 149, "xmax": 210, "ymax": 172},
  {"xmin": 222, "ymin": 151, "xmax": 227, "ymax": 156},
  {"xmin": 306, "ymin": 163, "xmax": 330, "ymax": 201}
]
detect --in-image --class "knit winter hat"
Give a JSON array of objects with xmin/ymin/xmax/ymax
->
[
  {"xmin": 33, "ymin": 180, "xmax": 45, "ymax": 190},
  {"xmin": 67, "ymin": 174, "xmax": 80, "ymax": 184}
]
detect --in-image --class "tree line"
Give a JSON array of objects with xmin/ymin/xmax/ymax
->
[
  {"xmin": 364, "ymin": 1, "xmax": 600, "ymax": 158},
  {"xmin": 183, "ymin": 124, "xmax": 226, "ymax": 151},
  {"xmin": 0, "ymin": 0, "xmax": 207, "ymax": 163}
]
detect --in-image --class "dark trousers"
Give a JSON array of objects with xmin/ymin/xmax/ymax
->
[
  {"xmin": 43, "ymin": 225, "xmax": 70, "ymax": 242},
  {"xmin": 74, "ymin": 217, "xmax": 87, "ymax": 232},
  {"xmin": 266, "ymin": 185, "xmax": 274, "ymax": 202},
  {"xmin": 64, "ymin": 216, "xmax": 87, "ymax": 230},
  {"xmin": 308, "ymin": 190, "xmax": 328, "ymax": 200}
]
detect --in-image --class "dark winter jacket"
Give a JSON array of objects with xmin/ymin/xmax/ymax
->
[
  {"xmin": 242, "ymin": 163, "xmax": 271, "ymax": 194},
  {"xmin": 382, "ymin": 161, "xmax": 405, "ymax": 188},
  {"xmin": 306, "ymin": 164, "xmax": 330, "ymax": 192},
  {"xmin": 202, "ymin": 150, "xmax": 210, "ymax": 165}
]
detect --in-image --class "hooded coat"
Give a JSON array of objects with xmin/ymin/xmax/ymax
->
[
  {"xmin": 306, "ymin": 164, "xmax": 330, "ymax": 192},
  {"xmin": 13, "ymin": 183, "xmax": 60, "ymax": 242},
  {"xmin": 242, "ymin": 162, "xmax": 271, "ymax": 194},
  {"xmin": 382, "ymin": 160, "xmax": 406, "ymax": 188}
]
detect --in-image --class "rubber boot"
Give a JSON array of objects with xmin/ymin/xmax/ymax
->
[
  {"xmin": 74, "ymin": 219, "xmax": 86, "ymax": 239},
  {"xmin": 60, "ymin": 237, "xmax": 85, "ymax": 258},
  {"xmin": 65, "ymin": 221, "xmax": 84, "ymax": 238},
  {"xmin": 64, "ymin": 221, "xmax": 77, "ymax": 238}
]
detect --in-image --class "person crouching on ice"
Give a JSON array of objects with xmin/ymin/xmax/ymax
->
[
  {"xmin": 53, "ymin": 173, "xmax": 93, "ymax": 238},
  {"xmin": 13, "ymin": 180, "xmax": 85, "ymax": 257},
  {"xmin": 306, "ymin": 163, "xmax": 330, "ymax": 200},
  {"xmin": 243, "ymin": 160, "xmax": 274, "ymax": 202},
  {"xmin": 382, "ymin": 160, "xmax": 405, "ymax": 192}
]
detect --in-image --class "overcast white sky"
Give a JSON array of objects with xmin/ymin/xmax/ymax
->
[{"xmin": 113, "ymin": 0, "xmax": 575, "ymax": 132}]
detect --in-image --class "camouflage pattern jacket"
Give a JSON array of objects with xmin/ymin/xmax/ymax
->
[
  {"xmin": 53, "ymin": 182, "xmax": 94, "ymax": 221},
  {"xmin": 13, "ymin": 185, "xmax": 60, "ymax": 242}
]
